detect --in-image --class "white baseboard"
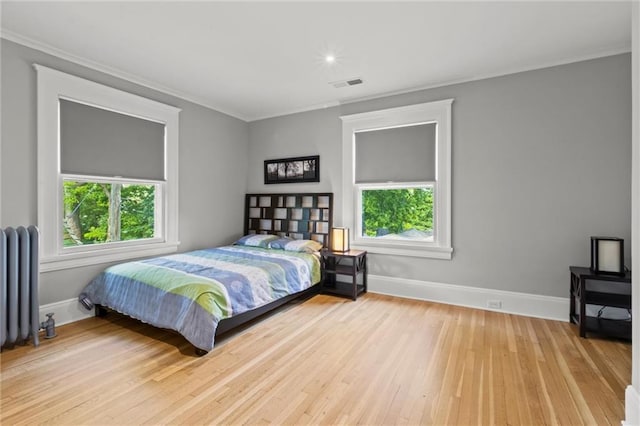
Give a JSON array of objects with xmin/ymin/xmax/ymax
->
[
  {"xmin": 624, "ymin": 385, "xmax": 640, "ymax": 426},
  {"xmin": 39, "ymin": 298, "xmax": 94, "ymax": 326},
  {"xmin": 368, "ymin": 274, "xmax": 569, "ymax": 322},
  {"xmin": 38, "ymin": 276, "xmax": 570, "ymax": 328},
  {"xmin": 32, "ymin": 281, "xmax": 638, "ymax": 425}
]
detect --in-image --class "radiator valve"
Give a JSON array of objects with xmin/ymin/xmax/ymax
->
[{"xmin": 40, "ymin": 313, "xmax": 57, "ymax": 339}]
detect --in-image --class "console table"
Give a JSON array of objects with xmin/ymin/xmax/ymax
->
[{"xmin": 569, "ymin": 266, "xmax": 631, "ymax": 340}]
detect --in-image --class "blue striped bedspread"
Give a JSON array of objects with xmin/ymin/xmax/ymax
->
[{"xmin": 81, "ymin": 246, "xmax": 321, "ymax": 351}]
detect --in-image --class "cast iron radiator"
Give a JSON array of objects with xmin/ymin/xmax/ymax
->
[{"xmin": 0, "ymin": 226, "xmax": 40, "ymax": 350}]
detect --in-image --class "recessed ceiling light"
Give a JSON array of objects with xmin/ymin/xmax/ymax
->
[{"xmin": 325, "ymin": 54, "xmax": 336, "ymax": 64}]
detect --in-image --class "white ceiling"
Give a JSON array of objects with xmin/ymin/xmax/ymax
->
[{"xmin": 0, "ymin": 1, "xmax": 632, "ymax": 122}]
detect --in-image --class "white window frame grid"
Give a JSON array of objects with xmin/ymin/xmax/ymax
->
[
  {"xmin": 35, "ymin": 65, "xmax": 181, "ymax": 272},
  {"xmin": 341, "ymin": 99, "xmax": 453, "ymax": 259}
]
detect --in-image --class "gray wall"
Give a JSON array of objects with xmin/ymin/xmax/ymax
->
[
  {"xmin": 249, "ymin": 54, "xmax": 632, "ymax": 298},
  {"xmin": 0, "ymin": 38, "xmax": 630, "ymax": 304},
  {"xmin": 248, "ymin": 106, "xmax": 343, "ymax": 217},
  {"xmin": 1, "ymin": 39, "xmax": 250, "ymax": 304}
]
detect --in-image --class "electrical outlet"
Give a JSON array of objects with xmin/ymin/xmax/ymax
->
[{"xmin": 487, "ymin": 300, "xmax": 502, "ymax": 309}]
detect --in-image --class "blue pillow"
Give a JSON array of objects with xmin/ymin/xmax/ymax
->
[
  {"xmin": 233, "ymin": 234, "xmax": 278, "ymax": 248},
  {"xmin": 269, "ymin": 237, "xmax": 323, "ymax": 253},
  {"xmin": 268, "ymin": 237, "xmax": 294, "ymax": 250}
]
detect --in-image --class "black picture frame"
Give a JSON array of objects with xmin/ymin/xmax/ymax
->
[
  {"xmin": 264, "ymin": 155, "xmax": 319, "ymax": 184},
  {"xmin": 590, "ymin": 236, "xmax": 625, "ymax": 276}
]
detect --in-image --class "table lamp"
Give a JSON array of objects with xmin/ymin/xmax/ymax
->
[{"xmin": 331, "ymin": 227, "xmax": 350, "ymax": 252}]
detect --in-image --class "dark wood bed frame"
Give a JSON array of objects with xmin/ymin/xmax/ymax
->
[{"xmin": 95, "ymin": 192, "xmax": 333, "ymax": 356}]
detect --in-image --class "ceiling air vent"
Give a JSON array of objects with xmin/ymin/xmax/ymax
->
[{"xmin": 330, "ymin": 78, "xmax": 364, "ymax": 88}]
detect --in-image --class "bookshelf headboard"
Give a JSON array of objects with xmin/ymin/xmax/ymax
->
[{"xmin": 244, "ymin": 193, "xmax": 333, "ymax": 248}]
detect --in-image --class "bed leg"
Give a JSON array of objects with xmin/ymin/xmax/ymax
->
[
  {"xmin": 95, "ymin": 305, "xmax": 108, "ymax": 317},
  {"xmin": 195, "ymin": 347, "xmax": 208, "ymax": 357}
]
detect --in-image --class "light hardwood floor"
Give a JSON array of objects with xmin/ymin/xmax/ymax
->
[{"xmin": 0, "ymin": 293, "xmax": 631, "ymax": 425}]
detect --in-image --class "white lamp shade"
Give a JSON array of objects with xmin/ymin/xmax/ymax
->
[{"xmin": 331, "ymin": 228, "xmax": 350, "ymax": 252}]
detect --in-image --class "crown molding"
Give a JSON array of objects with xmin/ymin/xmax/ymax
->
[
  {"xmin": 1, "ymin": 29, "xmax": 249, "ymax": 122},
  {"xmin": 247, "ymin": 44, "xmax": 631, "ymax": 121},
  {"xmin": 339, "ymin": 45, "xmax": 632, "ymax": 107},
  {"xmin": 2, "ymin": 29, "xmax": 630, "ymax": 123},
  {"xmin": 248, "ymin": 100, "xmax": 341, "ymax": 122}
]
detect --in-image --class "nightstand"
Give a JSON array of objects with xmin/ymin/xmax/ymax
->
[
  {"xmin": 569, "ymin": 266, "xmax": 631, "ymax": 340},
  {"xmin": 320, "ymin": 249, "xmax": 367, "ymax": 301}
]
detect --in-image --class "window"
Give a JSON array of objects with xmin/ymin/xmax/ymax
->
[
  {"xmin": 341, "ymin": 99, "xmax": 453, "ymax": 259},
  {"xmin": 35, "ymin": 65, "xmax": 180, "ymax": 271},
  {"xmin": 62, "ymin": 179, "xmax": 158, "ymax": 247},
  {"xmin": 359, "ymin": 184, "xmax": 434, "ymax": 240}
]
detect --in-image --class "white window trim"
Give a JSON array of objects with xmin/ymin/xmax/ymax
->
[
  {"xmin": 35, "ymin": 64, "xmax": 181, "ymax": 272},
  {"xmin": 341, "ymin": 99, "xmax": 453, "ymax": 259}
]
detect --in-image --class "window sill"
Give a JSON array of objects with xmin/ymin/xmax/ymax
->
[
  {"xmin": 40, "ymin": 241, "xmax": 180, "ymax": 272},
  {"xmin": 351, "ymin": 242, "xmax": 453, "ymax": 259}
]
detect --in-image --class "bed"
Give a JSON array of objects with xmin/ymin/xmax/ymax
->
[{"xmin": 81, "ymin": 192, "xmax": 333, "ymax": 355}]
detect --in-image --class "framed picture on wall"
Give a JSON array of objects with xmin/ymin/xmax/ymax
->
[{"xmin": 264, "ymin": 155, "xmax": 319, "ymax": 184}]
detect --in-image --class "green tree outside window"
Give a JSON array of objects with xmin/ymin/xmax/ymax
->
[
  {"xmin": 63, "ymin": 181, "xmax": 155, "ymax": 246},
  {"xmin": 361, "ymin": 188, "xmax": 433, "ymax": 238}
]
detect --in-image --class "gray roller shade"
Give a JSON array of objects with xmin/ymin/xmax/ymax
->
[
  {"xmin": 60, "ymin": 99, "xmax": 165, "ymax": 181},
  {"xmin": 355, "ymin": 122, "xmax": 436, "ymax": 183}
]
